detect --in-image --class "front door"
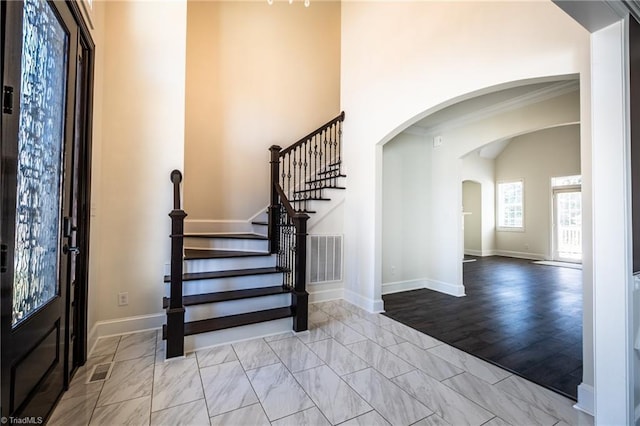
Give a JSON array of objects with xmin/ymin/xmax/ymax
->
[{"xmin": 1, "ymin": 0, "xmax": 91, "ymax": 419}]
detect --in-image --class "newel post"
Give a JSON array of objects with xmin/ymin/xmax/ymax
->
[
  {"xmin": 292, "ymin": 214, "xmax": 309, "ymax": 332},
  {"xmin": 269, "ymin": 145, "xmax": 282, "ymax": 254},
  {"xmin": 167, "ymin": 170, "xmax": 186, "ymax": 359}
]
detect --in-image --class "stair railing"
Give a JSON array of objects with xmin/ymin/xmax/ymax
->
[
  {"xmin": 167, "ymin": 169, "xmax": 186, "ymax": 358},
  {"xmin": 277, "ymin": 112, "xmax": 345, "ymax": 214},
  {"xmin": 268, "ymin": 111, "xmax": 345, "ymax": 332}
]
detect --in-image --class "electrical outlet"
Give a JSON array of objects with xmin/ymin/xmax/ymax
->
[{"xmin": 118, "ymin": 292, "xmax": 129, "ymax": 306}]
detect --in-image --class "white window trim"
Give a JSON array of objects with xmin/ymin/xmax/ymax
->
[{"xmin": 496, "ymin": 179, "xmax": 525, "ymax": 232}]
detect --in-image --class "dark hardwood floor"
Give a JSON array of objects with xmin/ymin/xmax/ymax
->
[{"xmin": 382, "ymin": 256, "xmax": 582, "ymax": 400}]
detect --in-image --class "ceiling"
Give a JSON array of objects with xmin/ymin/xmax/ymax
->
[{"xmin": 405, "ymin": 79, "xmax": 580, "ymax": 159}]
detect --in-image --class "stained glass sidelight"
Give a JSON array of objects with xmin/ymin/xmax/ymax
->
[{"xmin": 12, "ymin": 0, "xmax": 68, "ymax": 326}]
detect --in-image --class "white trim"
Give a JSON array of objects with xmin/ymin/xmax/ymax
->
[
  {"xmin": 590, "ymin": 18, "xmax": 633, "ymax": 424},
  {"xmin": 574, "ymin": 383, "xmax": 595, "ymax": 416},
  {"xmin": 344, "ymin": 289, "xmax": 384, "ymax": 313},
  {"xmin": 492, "ymin": 250, "xmax": 545, "ymax": 261},
  {"xmin": 410, "ymin": 80, "xmax": 579, "ymax": 135},
  {"xmin": 88, "ymin": 313, "xmax": 165, "ymax": 356},
  {"xmin": 464, "ymin": 249, "xmax": 496, "ymax": 257},
  {"xmin": 424, "ymin": 279, "xmax": 466, "ymax": 297},
  {"xmin": 382, "ymin": 278, "xmax": 427, "ymax": 295},
  {"xmin": 308, "ymin": 287, "xmax": 344, "ymax": 304}
]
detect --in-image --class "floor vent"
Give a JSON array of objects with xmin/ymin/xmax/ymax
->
[
  {"xmin": 310, "ymin": 235, "xmax": 342, "ymax": 283},
  {"xmin": 87, "ymin": 362, "xmax": 114, "ymax": 384}
]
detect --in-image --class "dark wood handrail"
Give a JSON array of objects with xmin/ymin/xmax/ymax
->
[
  {"xmin": 274, "ymin": 182, "xmax": 309, "ymax": 220},
  {"xmin": 280, "ymin": 111, "xmax": 345, "ymax": 156},
  {"xmin": 170, "ymin": 169, "xmax": 182, "ymax": 210}
]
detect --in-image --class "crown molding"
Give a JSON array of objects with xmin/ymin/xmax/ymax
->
[{"xmin": 409, "ymin": 80, "xmax": 579, "ymax": 137}]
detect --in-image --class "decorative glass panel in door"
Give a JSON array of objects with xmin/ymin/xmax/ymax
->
[{"xmin": 12, "ymin": 0, "xmax": 68, "ymax": 326}]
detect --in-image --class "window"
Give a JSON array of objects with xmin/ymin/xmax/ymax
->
[
  {"xmin": 551, "ymin": 175, "xmax": 582, "ymax": 187},
  {"xmin": 497, "ymin": 180, "xmax": 524, "ymax": 230}
]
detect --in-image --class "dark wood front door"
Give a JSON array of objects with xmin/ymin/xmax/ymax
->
[{"xmin": 1, "ymin": 0, "xmax": 93, "ymax": 420}]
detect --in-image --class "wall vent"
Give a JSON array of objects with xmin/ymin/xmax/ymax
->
[{"xmin": 310, "ymin": 235, "xmax": 342, "ymax": 283}]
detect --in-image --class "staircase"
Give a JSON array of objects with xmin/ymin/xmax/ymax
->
[{"xmin": 163, "ymin": 112, "xmax": 345, "ymax": 357}]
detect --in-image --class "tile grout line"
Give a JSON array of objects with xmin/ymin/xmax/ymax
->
[{"xmin": 261, "ymin": 337, "xmax": 331, "ymax": 424}]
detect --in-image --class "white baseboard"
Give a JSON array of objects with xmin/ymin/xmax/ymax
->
[
  {"xmin": 464, "ymin": 249, "xmax": 483, "ymax": 256},
  {"xmin": 382, "ymin": 278, "xmax": 428, "ymax": 295},
  {"xmin": 574, "ymin": 382, "xmax": 594, "ymax": 416},
  {"xmin": 381, "ymin": 278, "xmax": 465, "ymax": 298},
  {"xmin": 309, "ymin": 287, "xmax": 344, "ymax": 303},
  {"xmin": 493, "ymin": 250, "xmax": 545, "ymax": 261},
  {"xmin": 344, "ymin": 289, "xmax": 384, "ymax": 313},
  {"xmin": 464, "ymin": 249, "xmax": 495, "ymax": 257},
  {"xmin": 88, "ymin": 312, "xmax": 165, "ymax": 356},
  {"xmin": 425, "ymin": 278, "xmax": 466, "ymax": 297}
]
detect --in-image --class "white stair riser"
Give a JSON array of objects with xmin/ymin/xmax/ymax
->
[
  {"xmin": 183, "ymin": 294, "xmax": 291, "ymax": 322},
  {"xmin": 184, "ymin": 255, "xmax": 276, "ymax": 273},
  {"xmin": 185, "ymin": 238, "xmax": 268, "ymax": 252},
  {"xmin": 183, "ymin": 317, "xmax": 293, "ymax": 353},
  {"xmin": 170, "ymin": 274, "xmax": 284, "ymax": 296}
]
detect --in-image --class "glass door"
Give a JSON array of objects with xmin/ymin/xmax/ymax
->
[
  {"xmin": 553, "ymin": 189, "xmax": 582, "ymax": 263},
  {"xmin": 1, "ymin": 0, "xmax": 87, "ymax": 419}
]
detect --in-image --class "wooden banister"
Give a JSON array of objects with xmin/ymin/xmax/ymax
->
[{"xmin": 166, "ymin": 169, "xmax": 186, "ymax": 359}]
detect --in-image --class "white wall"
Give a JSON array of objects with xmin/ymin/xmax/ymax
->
[
  {"xmin": 381, "ymin": 132, "xmax": 431, "ymax": 293},
  {"xmin": 462, "ymin": 153, "xmax": 496, "ymax": 256},
  {"xmin": 183, "ymin": 1, "xmax": 341, "ymax": 231},
  {"xmin": 494, "ymin": 125, "xmax": 581, "ymax": 259},
  {"xmin": 389, "ymin": 92, "xmax": 581, "ymax": 297},
  {"xmin": 341, "ymin": 0, "xmax": 590, "ymax": 312},
  {"xmin": 463, "ymin": 181, "xmax": 482, "ymax": 255},
  {"xmin": 88, "ymin": 0, "xmax": 187, "ymax": 345}
]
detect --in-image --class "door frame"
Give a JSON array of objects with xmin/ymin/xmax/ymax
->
[
  {"xmin": 67, "ymin": 0, "xmax": 95, "ymax": 372},
  {"xmin": 0, "ymin": 0, "xmax": 95, "ymax": 412}
]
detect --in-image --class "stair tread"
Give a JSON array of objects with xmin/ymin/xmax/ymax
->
[
  {"xmin": 290, "ymin": 198, "xmax": 331, "ymax": 202},
  {"xmin": 294, "ymin": 187, "xmax": 345, "ymax": 194},
  {"xmin": 306, "ymin": 175, "xmax": 346, "ymax": 185},
  {"xmin": 162, "ymin": 307, "xmax": 294, "ymax": 338},
  {"xmin": 162, "ymin": 286, "xmax": 291, "ymax": 308},
  {"xmin": 184, "ymin": 233, "xmax": 268, "ymax": 240},
  {"xmin": 184, "ymin": 249, "xmax": 271, "ymax": 260},
  {"xmin": 163, "ymin": 266, "xmax": 285, "ymax": 282},
  {"xmin": 252, "ymin": 221, "xmax": 268, "ymax": 226}
]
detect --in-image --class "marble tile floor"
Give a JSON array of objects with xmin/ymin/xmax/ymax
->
[{"xmin": 49, "ymin": 300, "xmax": 593, "ymax": 426}]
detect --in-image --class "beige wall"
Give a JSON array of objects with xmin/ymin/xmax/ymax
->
[
  {"xmin": 462, "ymin": 152, "xmax": 496, "ymax": 255},
  {"xmin": 495, "ymin": 124, "xmax": 581, "ymax": 259},
  {"xmin": 463, "ymin": 181, "xmax": 482, "ymax": 254},
  {"xmin": 183, "ymin": 0, "xmax": 341, "ymax": 225},
  {"xmin": 88, "ymin": 0, "xmax": 187, "ymax": 344}
]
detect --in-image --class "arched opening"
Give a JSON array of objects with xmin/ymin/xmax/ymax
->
[
  {"xmin": 380, "ymin": 76, "xmax": 583, "ymax": 399},
  {"xmin": 462, "ymin": 180, "xmax": 482, "ymax": 260}
]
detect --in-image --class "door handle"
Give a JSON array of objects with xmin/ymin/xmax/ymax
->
[
  {"xmin": 1, "ymin": 244, "xmax": 7, "ymax": 272},
  {"xmin": 63, "ymin": 245, "xmax": 80, "ymax": 255}
]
